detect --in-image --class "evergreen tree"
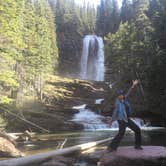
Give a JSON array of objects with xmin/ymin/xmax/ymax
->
[
  {"xmin": 120, "ymin": 0, "xmax": 133, "ymax": 22},
  {"xmin": 0, "ymin": 0, "xmax": 25, "ymax": 104},
  {"xmin": 97, "ymin": 0, "xmax": 106, "ymax": 35},
  {"xmin": 96, "ymin": 0, "xmax": 120, "ymax": 35},
  {"xmin": 132, "ymin": 0, "xmax": 154, "ymax": 65},
  {"xmin": 146, "ymin": 0, "xmax": 166, "ymax": 116},
  {"xmin": 22, "ymin": 0, "xmax": 58, "ymax": 99},
  {"xmin": 111, "ymin": 0, "xmax": 120, "ymax": 33},
  {"xmin": 0, "ymin": 0, "xmax": 59, "ymax": 105}
]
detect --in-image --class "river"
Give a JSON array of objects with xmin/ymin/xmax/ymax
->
[{"xmin": 18, "ymin": 127, "xmax": 166, "ymax": 156}]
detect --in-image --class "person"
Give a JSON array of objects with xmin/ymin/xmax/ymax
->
[{"xmin": 107, "ymin": 80, "xmax": 143, "ymax": 152}]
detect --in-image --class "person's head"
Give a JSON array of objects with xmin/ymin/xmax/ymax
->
[{"xmin": 117, "ymin": 90, "xmax": 125, "ymax": 100}]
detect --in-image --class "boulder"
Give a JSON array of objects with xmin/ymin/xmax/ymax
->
[
  {"xmin": 40, "ymin": 156, "xmax": 75, "ymax": 166},
  {"xmin": 0, "ymin": 137, "xmax": 23, "ymax": 157},
  {"xmin": 81, "ymin": 149, "xmax": 105, "ymax": 164},
  {"xmin": 99, "ymin": 146, "xmax": 166, "ymax": 166}
]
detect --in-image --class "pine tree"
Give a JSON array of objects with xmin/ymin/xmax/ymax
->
[
  {"xmin": 96, "ymin": 0, "xmax": 106, "ymax": 35},
  {"xmin": 21, "ymin": 0, "xmax": 58, "ymax": 99},
  {"xmin": 0, "ymin": 0, "xmax": 25, "ymax": 104},
  {"xmin": 120, "ymin": 0, "xmax": 133, "ymax": 22},
  {"xmin": 146, "ymin": 0, "xmax": 166, "ymax": 115},
  {"xmin": 0, "ymin": 0, "xmax": 59, "ymax": 105},
  {"xmin": 96, "ymin": 0, "xmax": 120, "ymax": 35},
  {"xmin": 110, "ymin": 0, "xmax": 120, "ymax": 33},
  {"xmin": 132, "ymin": 0, "xmax": 154, "ymax": 65}
]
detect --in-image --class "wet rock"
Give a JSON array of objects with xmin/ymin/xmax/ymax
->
[
  {"xmin": 0, "ymin": 137, "xmax": 23, "ymax": 157},
  {"xmin": 41, "ymin": 161, "xmax": 66, "ymax": 166},
  {"xmin": 40, "ymin": 156, "xmax": 75, "ymax": 166},
  {"xmin": 99, "ymin": 146, "xmax": 166, "ymax": 166},
  {"xmin": 81, "ymin": 149, "xmax": 105, "ymax": 164}
]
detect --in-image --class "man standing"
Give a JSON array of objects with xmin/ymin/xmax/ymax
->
[{"xmin": 107, "ymin": 80, "xmax": 143, "ymax": 152}]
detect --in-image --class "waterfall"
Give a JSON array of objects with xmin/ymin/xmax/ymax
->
[
  {"xmin": 71, "ymin": 104, "xmax": 147, "ymax": 131},
  {"xmin": 72, "ymin": 106, "xmax": 109, "ymax": 130},
  {"xmin": 80, "ymin": 35, "xmax": 105, "ymax": 81}
]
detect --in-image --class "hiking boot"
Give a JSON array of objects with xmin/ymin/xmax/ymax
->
[{"xmin": 106, "ymin": 147, "xmax": 117, "ymax": 152}]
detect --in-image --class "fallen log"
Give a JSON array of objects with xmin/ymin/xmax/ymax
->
[
  {"xmin": 5, "ymin": 110, "xmax": 50, "ymax": 133},
  {"xmin": 0, "ymin": 137, "xmax": 112, "ymax": 166}
]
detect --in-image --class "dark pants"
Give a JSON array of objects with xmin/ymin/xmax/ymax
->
[{"xmin": 108, "ymin": 118, "xmax": 142, "ymax": 150}]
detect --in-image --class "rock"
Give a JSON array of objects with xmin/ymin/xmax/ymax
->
[
  {"xmin": 81, "ymin": 149, "xmax": 105, "ymax": 164},
  {"xmin": 40, "ymin": 156, "xmax": 75, "ymax": 166},
  {"xmin": 99, "ymin": 146, "xmax": 166, "ymax": 166},
  {"xmin": 0, "ymin": 137, "xmax": 23, "ymax": 157},
  {"xmin": 40, "ymin": 161, "xmax": 66, "ymax": 166}
]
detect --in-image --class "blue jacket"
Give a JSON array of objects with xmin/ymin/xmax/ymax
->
[{"xmin": 112, "ymin": 98, "xmax": 133, "ymax": 122}]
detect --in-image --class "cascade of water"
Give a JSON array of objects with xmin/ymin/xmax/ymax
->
[
  {"xmin": 80, "ymin": 35, "xmax": 105, "ymax": 81},
  {"xmin": 72, "ymin": 104, "xmax": 146, "ymax": 130},
  {"xmin": 72, "ymin": 107, "xmax": 109, "ymax": 130}
]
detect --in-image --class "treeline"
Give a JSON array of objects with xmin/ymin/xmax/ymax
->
[
  {"xmin": 0, "ymin": 0, "xmax": 58, "ymax": 106},
  {"xmin": 103, "ymin": 0, "xmax": 166, "ymax": 119}
]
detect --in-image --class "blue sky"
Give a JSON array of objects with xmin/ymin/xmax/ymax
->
[{"xmin": 75, "ymin": 0, "xmax": 123, "ymax": 8}]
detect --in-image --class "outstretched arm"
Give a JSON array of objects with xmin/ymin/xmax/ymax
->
[{"xmin": 125, "ymin": 80, "xmax": 139, "ymax": 98}]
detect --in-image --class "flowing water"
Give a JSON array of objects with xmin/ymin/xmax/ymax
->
[
  {"xmin": 80, "ymin": 35, "xmax": 105, "ymax": 81},
  {"xmin": 18, "ymin": 128, "xmax": 166, "ymax": 156},
  {"xmin": 71, "ymin": 104, "xmax": 146, "ymax": 130},
  {"xmin": 17, "ymin": 103, "xmax": 166, "ymax": 156},
  {"xmin": 72, "ymin": 104, "xmax": 109, "ymax": 130}
]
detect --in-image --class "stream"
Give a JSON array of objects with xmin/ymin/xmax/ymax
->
[
  {"xmin": 18, "ymin": 127, "xmax": 166, "ymax": 156},
  {"xmin": 18, "ymin": 103, "xmax": 166, "ymax": 156}
]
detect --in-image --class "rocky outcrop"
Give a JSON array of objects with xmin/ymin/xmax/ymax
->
[
  {"xmin": 99, "ymin": 146, "xmax": 166, "ymax": 166},
  {"xmin": 0, "ymin": 137, "xmax": 23, "ymax": 157}
]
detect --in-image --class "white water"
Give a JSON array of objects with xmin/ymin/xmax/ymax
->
[
  {"xmin": 95, "ymin": 98, "xmax": 104, "ymax": 104},
  {"xmin": 80, "ymin": 35, "xmax": 105, "ymax": 81},
  {"xmin": 72, "ymin": 107, "xmax": 109, "ymax": 130},
  {"xmin": 72, "ymin": 104, "xmax": 86, "ymax": 110},
  {"xmin": 72, "ymin": 104, "xmax": 147, "ymax": 131}
]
